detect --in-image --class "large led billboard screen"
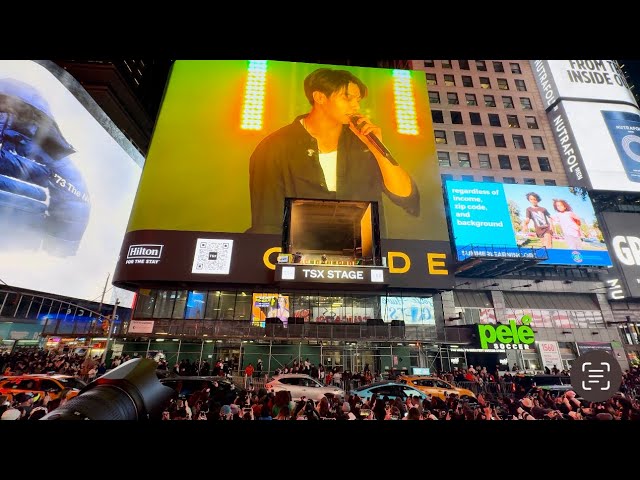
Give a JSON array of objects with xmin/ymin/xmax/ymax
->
[
  {"xmin": 114, "ymin": 60, "xmax": 453, "ymax": 290},
  {"xmin": 531, "ymin": 60, "xmax": 638, "ymax": 109},
  {"xmin": 0, "ymin": 61, "xmax": 143, "ymax": 303},
  {"xmin": 599, "ymin": 211, "xmax": 640, "ymax": 298},
  {"xmin": 445, "ymin": 181, "xmax": 611, "ymax": 266},
  {"xmin": 548, "ymin": 100, "xmax": 640, "ymax": 192}
]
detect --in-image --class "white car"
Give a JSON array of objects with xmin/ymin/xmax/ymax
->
[{"xmin": 265, "ymin": 374, "xmax": 344, "ymax": 401}]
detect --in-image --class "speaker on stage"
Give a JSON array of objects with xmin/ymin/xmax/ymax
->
[{"xmin": 266, "ymin": 317, "xmax": 282, "ymax": 325}]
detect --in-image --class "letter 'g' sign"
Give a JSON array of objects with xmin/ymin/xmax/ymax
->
[{"xmin": 478, "ymin": 315, "xmax": 535, "ymax": 350}]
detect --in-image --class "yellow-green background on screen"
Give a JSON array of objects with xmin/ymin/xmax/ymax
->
[{"xmin": 127, "ymin": 60, "xmax": 448, "ymax": 241}]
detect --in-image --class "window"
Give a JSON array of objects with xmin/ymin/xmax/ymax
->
[
  {"xmin": 525, "ymin": 116, "xmax": 539, "ymax": 129},
  {"xmin": 520, "ymin": 97, "xmax": 532, "ymax": 109},
  {"xmin": 458, "ymin": 60, "xmax": 470, "ymax": 70},
  {"xmin": 513, "ymin": 135, "xmax": 526, "ymax": 149},
  {"xmin": 507, "ymin": 115, "xmax": 520, "ymax": 128},
  {"xmin": 510, "ymin": 62, "xmax": 522, "ymax": 74},
  {"xmin": 498, "ymin": 154, "xmax": 512, "ymax": 169},
  {"xmin": 450, "ymin": 111, "xmax": 463, "ymax": 124},
  {"xmin": 524, "ymin": 178, "xmax": 536, "ymax": 185},
  {"xmin": 444, "ymin": 74, "xmax": 455, "ymax": 86},
  {"xmin": 479, "ymin": 77, "xmax": 491, "ymax": 89},
  {"xmin": 437, "ymin": 151, "xmax": 451, "ymax": 167},
  {"xmin": 426, "ymin": 73, "xmax": 437, "ymax": 85},
  {"xmin": 474, "ymin": 132, "xmax": 487, "ymax": 146},
  {"xmin": 465, "ymin": 93, "xmax": 477, "ymax": 106},
  {"xmin": 515, "ymin": 79, "xmax": 527, "ymax": 91},
  {"xmin": 494, "ymin": 134, "xmax": 507, "ymax": 148},
  {"xmin": 470, "ymin": 112, "xmax": 482, "ymax": 125},
  {"xmin": 447, "ymin": 92, "xmax": 459, "ymax": 105},
  {"xmin": 442, "ymin": 60, "xmax": 452, "ymax": 69},
  {"xmin": 434, "ymin": 130, "xmax": 447, "ymax": 144},
  {"xmin": 497, "ymin": 78, "xmax": 509, "ymax": 90},
  {"xmin": 462, "ymin": 175, "xmax": 475, "ymax": 181},
  {"xmin": 518, "ymin": 155, "xmax": 532, "ymax": 170},
  {"xmin": 503, "ymin": 177, "xmax": 516, "ymax": 183},
  {"xmin": 502, "ymin": 96, "xmax": 514, "ymax": 109},
  {"xmin": 428, "ymin": 91, "xmax": 440, "ymax": 104},
  {"xmin": 462, "ymin": 75, "xmax": 473, "ymax": 87},
  {"xmin": 493, "ymin": 61, "xmax": 504, "ymax": 72},
  {"xmin": 478, "ymin": 153, "xmax": 491, "ymax": 169},
  {"xmin": 538, "ymin": 157, "xmax": 552, "ymax": 172},
  {"xmin": 532, "ymin": 136, "xmax": 545, "ymax": 150},
  {"xmin": 543, "ymin": 179, "xmax": 556, "ymax": 186},
  {"xmin": 424, "ymin": 60, "xmax": 435, "ymax": 68},
  {"xmin": 432, "ymin": 110, "xmax": 444, "ymax": 123},
  {"xmin": 458, "ymin": 152, "xmax": 471, "ymax": 168},
  {"xmin": 441, "ymin": 173, "xmax": 453, "ymax": 181},
  {"xmin": 453, "ymin": 131, "xmax": 467, "ymax": 146},
  {"xmin": 488, "ymin": 113, "xmax": 501, "ymax": 127},
  {"xmin": 482, "ymin": 175, "xmax": 495, "ymax": 182},
  {"xmin": 476, "ymin": 60, "xmax": 487, "ymax": 71},
  {"xmin": 484, "ymin": 95, "xmax": 496, "ymax": 107}
]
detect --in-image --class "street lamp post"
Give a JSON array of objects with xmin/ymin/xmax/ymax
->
[{"xmin": 101, "ymin": 299, "xmax": 120, "ymax": 365}]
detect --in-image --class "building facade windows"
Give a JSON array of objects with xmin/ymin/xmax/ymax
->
[
  {"xmin": 484, "ymin": 95, "xmax": 496, "ymax": 107},
  {"xmin": 507, "ymin": 115, "xmax": 520, "ymax": 128},
  {"xmin": 448, "ymin": 92, "xmax": 459, "ymax": 105},
  {"xmin": 434, "ymin": 130, "xmax": 447, "ymax": 144},
  {"xmin": 458, "ymin": 152, "xmax": 472, "ymax": 168},
  {"xmin": 474, "ymin": 132, "xmax": 487, "ymax": 147},
  {"xmin": 454, "ymin": 131, "xmax": 467, "ymax": 145},
  {"xmin": 466, "ymin": 93, "xmax": 478, "ymax": 106},
  {"xmin": 520, "ymin": 97, "xmax": 532, "ymax": 109},
  {"xmin": 432, "ymin": 110, "xmax": 444, "ymax": 123},
  {"xmin": 515, "ymin": 79, "xmax": 527, "ymax": 91},
  {"xmin": 488, "ymin": 113, "xmax": 501, "ymax": 127},
  {"xmin": 502, "ymin": 96, "xmax": 514, "ymax": 109},
  {"xmin": 497, "ymin": 78, "xmax": 509, "ymax": 90},
  {"xmin": 493, "ymin": 61, "xmax": 504, "ymax": 72},
  {"xmin": 462, "ymin": 75, "xmax": 473, "ymax": 87},
  {"xmin": 444, "ymin": 74, "xmax": 456, "ymax": 86},
  {"xmin": 538, "ymin": 157, "xmax": 552, "ymax": 172},
  {"xmin": 494, "ymin": 134, "xmax": 507, "ymax": 148},
  {"xmin": 426, "ymin": 73, "xmax": 437, "ymax": 85},
  {"xmin": 428, "ymin": 91, "xmax": 440, "ymax": 104},
  {"xmin": 513, "ymin": 134, "xmax": 526, "ymax": 149},
  {"xmin": 498, "ymin": 154, "xmax": 512, "ymax": 169},
  {"xmin": 532, "ymin": 136, "xmax": 545, "ymax": 150},
  {"xmin": 437, "ymin": 151, "xmax": 451, "ymax": 166},
  {"xmin": 470, "ymin": 112, "xmax": 482, "ymax": 125},
  {"xmin": 451, "ymin": 111, "xmax": 463, "ymax": 124},
  {"xmin": 518, "ymin": 155, "xmax": 532, "ymax": 170},
  {"xmin": 478, "ymin": 153, "xmax": 492, "ymax": 169},
  {"xmin": 525, "ymin": 116, "xmax": 539, "ymax": 129}
]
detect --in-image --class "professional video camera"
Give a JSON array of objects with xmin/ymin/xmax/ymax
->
[{"xmin": 41, "ymin": 358, "xmax": 174, "ymax": 420}]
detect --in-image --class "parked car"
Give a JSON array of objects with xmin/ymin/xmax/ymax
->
[
  {"xmin": 159, "ymin": 376, "xmax": 241, "ymax": 406},
  {"xmin": 265, "ymin": 374, "xmax": 344, "ymax": 401},
  {"xmin": 397, "ymin": 375, "xmax": 476, "ymax": 401},
  {"xmin": 351, "ymin": 381, "xmax": 428, "ymax": 403},
  {"xmin": 0, "ymin": 374, "xmax": 87, "ymax": 402}
]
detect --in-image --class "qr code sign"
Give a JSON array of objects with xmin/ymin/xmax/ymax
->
[{"xmin": 191, "ymin": 238, "xmax": 234, "ymax": 274}]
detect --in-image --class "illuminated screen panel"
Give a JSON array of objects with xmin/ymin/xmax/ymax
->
[
  {"xmin": 380, "ymin": 296, "xmax": 434, "ymax": 324},
  {"xmin": 0, "ymin": 61, "xmax": 143, "ymax": 303},
  {"xmin": 531, "ymin": 60, "xmax": 637, "ymax": 109},
  {"xmin": 252, "ymin": 293, "xmax": 290, "ymax": 327},
  {"xmin": 114, "ymin": 60, "xmax": 453, "ymax": 290},
  {"xmin": 445, "ymin": 180, "xmax": 612, "ymax": 267},
  {"xmin": 549, "ymin": 100, "xmax": 640, "ymax": 192}
]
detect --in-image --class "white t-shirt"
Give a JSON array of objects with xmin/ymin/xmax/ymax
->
[{"xmin": 318, "ymin": 151, "xmax": 337, "ymax": 192}]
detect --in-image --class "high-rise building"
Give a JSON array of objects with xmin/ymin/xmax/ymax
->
[{"xmin": 411, "ymin": 59, "xmax": 567, "ymax": 186}]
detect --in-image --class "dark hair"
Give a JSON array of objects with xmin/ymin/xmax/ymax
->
[
  {"xmin": 552, "ymin": 199, "xmax": 572, "ymax": 212},
  {"xmin": 526, "ymin": 192, "xmax": 541, "ymax": 202},
  {"xmin": 304, "ymin": 68, "xmax": 367, "ymax": 106}
]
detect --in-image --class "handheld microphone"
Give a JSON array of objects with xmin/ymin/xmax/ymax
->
[{"xmin": 349, "ymin": 115, "xmax": 398, "ymax": 165}]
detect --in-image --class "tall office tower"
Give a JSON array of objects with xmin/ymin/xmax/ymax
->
[{"xmin": 411, "ymin": 59, "xmax": 567, "ymax": 186}]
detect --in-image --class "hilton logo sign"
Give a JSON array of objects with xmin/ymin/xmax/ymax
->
[{"xmin": 126, "ymin": 244, "xmax": 163, "ymax": 265}]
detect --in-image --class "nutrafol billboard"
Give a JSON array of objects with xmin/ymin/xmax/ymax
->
[
  {"xmin": 0, "ymin": 61, "xmax": 143, "ymax": 303},
  {"xmin": 114, "ymin": 60, "xmax": 453, "ymax": 290},
  {"xmin": 532, "ymin": 60, "xmax": 640, "ymax": 192},
  {"xmin": 445, "ymin": 180, "xmax": 611, "ymax": 266},
  {"xmin": 531, "ymin": 60, "xmax": 637, "ymax": 109},
  {"xmin": 549, "ymin": 101, "xmax": 640, "ymax": 192}
]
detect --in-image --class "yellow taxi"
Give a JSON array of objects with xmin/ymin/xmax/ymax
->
[
  {"xmin": 397, "ymin": 375, "xmax": 476, "ymax": 401},
  {"xmin": 0, "ymin": 374, "xmax": 86, "ymax": 403}
]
